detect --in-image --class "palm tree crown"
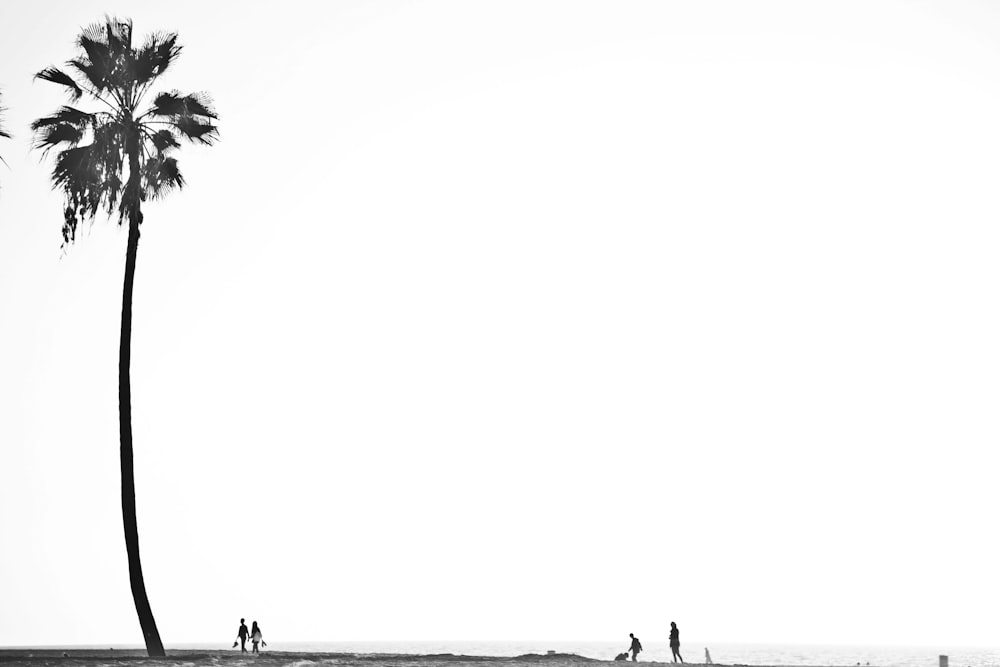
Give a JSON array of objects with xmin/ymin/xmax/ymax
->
[{"xmin": 33, "ymin": 17, "xmax": 218, "ymax": 245}]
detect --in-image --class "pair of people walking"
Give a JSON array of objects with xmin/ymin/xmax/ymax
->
[
  {"xmin": 234, "ymin": 618, "xmax": 266, "ymax": 654},
  {"xmin": 622, "ymin": 623, "xmax": 682, "ymax": 663}
]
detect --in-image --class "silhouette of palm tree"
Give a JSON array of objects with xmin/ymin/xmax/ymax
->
[
  {"xmin": 32, "ymin": 17, "xmax": 218, "ymax": 657},
  {"xmin": 0, "ymin": 90, "xmax": 10, "ymax": 168}
]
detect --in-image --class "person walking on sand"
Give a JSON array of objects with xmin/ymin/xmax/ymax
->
[
  {"xmin": 251, "ymin": 621, "xmax": 266, "ymax": 654},
  {"xmin": 669, "ymin": 622, "xmax": 683, "ymax": 663},
  {"xmin": 629, "ymin": 633, "xmax": 643, "ymax": 662},
  {"xmin": 235, "ymin": 618, "xmax": 250, "ymax": 653}
]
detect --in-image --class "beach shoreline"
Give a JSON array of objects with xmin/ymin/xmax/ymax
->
[{"xmin": 0, "ymin": 648, "xmax": 876, "ymax": 667}]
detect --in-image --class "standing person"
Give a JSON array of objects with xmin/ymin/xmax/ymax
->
[
  {"xmin": 235, "ymin": 618, "xmax": 250, "ymax": 653},
  {"xmin": 669, "ymin": 622, "xmax": 683, "ymax": 663},
  {"xmin": 251, "ymin": 621, "xmax": 266, "ymax": 654},
  {"xmin": 629, "ymin": 633, "xmax": 643, "ymax": 662}
]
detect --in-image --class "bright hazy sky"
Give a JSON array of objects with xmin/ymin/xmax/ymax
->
[{"xmin": 2, "ymin": 0, "xmax": 1000, "ymax": 650}]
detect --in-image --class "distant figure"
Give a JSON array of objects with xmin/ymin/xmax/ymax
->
[
  {"xmin": 629, "ymin": 634, "xmax": 643, "ymax": 662},
  {"xmin": 669, "ymin": 622, "xmax": 683, "ymax": 663},
  {"xmin": 235, "ymin": 618, "xmax": 250, "ymax": 653},
  {"xmin": 251, "ymin": 621, "xmax": 266, "ymax": 654},
  {"xmin": 705, "ymin": 648, "xmax": 712, "ymax": 665},
  {"xmin": 615, "ymin": 653, "xmax": 630, "ymax": 661}
]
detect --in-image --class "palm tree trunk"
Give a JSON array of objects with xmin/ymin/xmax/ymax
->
[{"xmin": 119, "ymin": 178, "xmax": 165, "ymax": 656}]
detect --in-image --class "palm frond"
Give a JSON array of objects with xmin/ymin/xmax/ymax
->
[
  {"xmin": 144, "ymin": 154, "xmax": 184, "ymax": 198},
  {"xmin": 69, "ymin": 57, "xmax": 112, "ymax": 95},
  {"xmin": 35, "ymin": 67, "xmax": 84, "ymax": 101},
  {"xmin": 0, "ymin": 92, "xmax": 9, "ymax": 169},
  {"xmin": 77, "ymin": 31, "xmax": 111, "ymax": 68},
  {"xmin": 48, "ymin": 120, "xmax": 126, "ymax": 239},
  {"xmin": 31, "ymin": 106, "xmax": 95, "ymax": 131},
  {"xmin": 149, "ymin": 91, "xmax": 218, "ymax": 119},
  {"xmin": 148, "ymin": 129, "xmax": 179, "ymax": 152},
  {"xmin": 147, "ymin": 91, "xmax": 219, "ymax": 144},
  {"xmin": 169, "ymin": 115, "xmax": 218, "ymax": 145},
  {"xmin": 76, "ymin": 18, "xmax": 134, "ymax": 93},
  {"xmin": 0, "ymin": 91, "xmax": 9, "ymax": 140},
  {"xmin": 52, "ymin": 146, "xmax": 98, "ymax": 193},
  {"xmin": 148, "ymin": 91, "xmax": 183, "ymax": 116},
  {"xmin": 34, "ymin": 123, "xmax": 85, "ymax": 152},
  {"xmin": 52, "ymin": 145, "xmax": 105, "ymax": 243},
  {"xmin": 134, "ymin": 33, "xmax": 181, "ymax": 87},
  {"xmin": 79, "ymin": 17, "xmax": 134, "ymax": 61}
]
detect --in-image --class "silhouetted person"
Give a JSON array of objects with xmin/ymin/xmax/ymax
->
[
  {"xmin": 629, "ymin": 634, "xmax": 643, "ymax": 662},
  {"xmin": 669, "ymin": 622, "xmax": 683, "ymax": 663},
  {"xmin": 615, "ymin": 653, "xmax": 630, "ymax": 661},
  {"xmin": 251, "ymin": 621, "xmax": 266, "ymax": 654},
  {"xmin": 235, "ymin": 618, "xmax": 249, "ymax": 653}
]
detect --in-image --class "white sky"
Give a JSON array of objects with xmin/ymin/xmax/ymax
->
[{"xmin": 2, "ymin": 0, "xmax": 1000, "ymax": 650}]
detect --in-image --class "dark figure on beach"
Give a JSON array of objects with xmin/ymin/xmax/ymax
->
[
  {"xmin": 251, "ymin": 621, "xmax": 266, "ymax": 654},
  {"xmin": 669, "ymin": 622, "xmax": 683, "ymax": 663},
  {"xmin": 615, "ymin": 653, "xmax": 630, "ymax": 661},
  {"xmin": 629, "ymin": 634, "xmax": 643, "ymax": 662},
  {"xmin": 236, "ymin": 618, "xmax": 249, "ymax": 653}
]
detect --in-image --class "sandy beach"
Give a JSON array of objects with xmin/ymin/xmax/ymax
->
[{"xmin": 0, "ymin": 649, "xmax": 878, "ymax": 667}]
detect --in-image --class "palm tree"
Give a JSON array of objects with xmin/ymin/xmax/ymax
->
[
  {"xmin": 0, "ymin": 90, "xmax": 10, "ymax": 167},
  {"xmin": 32, "ymin": 18, "xmax": 218, "ymax": 657}
]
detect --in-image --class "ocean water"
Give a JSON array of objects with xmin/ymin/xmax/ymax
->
[{"xmin": 2, "ymin": 641, "xmax": 998, "ymax": 667}]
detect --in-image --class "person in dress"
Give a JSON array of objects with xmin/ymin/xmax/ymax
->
[
  {"xmin": 251, "ymin": 621, "xmax": 267, "ymax": 654},
  {"xmin": 669, "ymin": 622, "xmax": 683, "ymax": 663}
]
